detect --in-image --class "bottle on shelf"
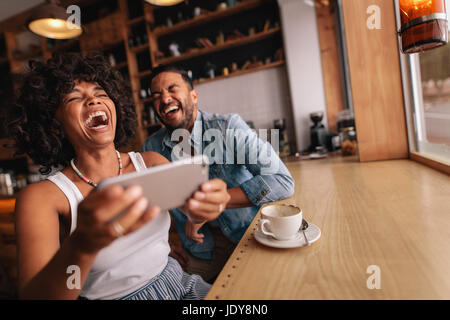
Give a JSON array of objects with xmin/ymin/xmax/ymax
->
[
  {"xmin": 128, "ymin": 37, "xmax": 135, "ymax": 48},
  {"xmin": 204, "ymin": 61, "xmax": 217, "ymax": 79},
  {"xmin": 216, "ymin": 31, "xmax": 225, "ymax": 45},
  {"xmin": 176, "ymin": 11, "xmax": 184, "ymax": 23},
  {"xmin": 193, "ymin": 6, "xmax": 201, "ymax": 17},
  {"xmin": 108, "ymin": 54, "xmax": 116, "ymax": 67},
  {"xmin": 169, "ymin": 42, "xmax": 181, "ymax": 56},
  {"xmin": 135, "ymin": 35, "xmax": 142, "ymax": 47}
]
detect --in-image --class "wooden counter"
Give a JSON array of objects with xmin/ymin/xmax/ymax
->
[{"xmin": 206, "ymin": 157, "xmax": 450, "ymax": 299}]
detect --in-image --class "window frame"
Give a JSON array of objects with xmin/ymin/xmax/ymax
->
[{"xmin": 394, "ymin": 0, "xmax": 450, "ymax": 175}]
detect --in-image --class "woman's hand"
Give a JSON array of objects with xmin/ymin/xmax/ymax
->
[
  {"xmin": 184, "ymin": 178, "xmax": 230, "ymax": 223},
  {"xmin": 72, "ymin": 184, "xmax": 160, "ymax": 254}
]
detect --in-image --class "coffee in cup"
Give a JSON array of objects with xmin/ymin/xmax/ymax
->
[{"xmin": 259, "ymin": 204, "xmax": 302, "ymax": 240}]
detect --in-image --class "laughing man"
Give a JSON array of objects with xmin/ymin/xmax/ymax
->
[{"xmin": 141, "ymin": 65, "xmax": 294, "ymax": 282}]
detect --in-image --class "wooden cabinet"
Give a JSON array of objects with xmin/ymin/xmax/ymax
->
[
  {"xmin": 146, "ymin": 0, "xmax": 284, "ymax": 83},
  {"xmin": 123, "ymin": 0, "xmax": 284, "ymax": 149},
  {"xmin": 340, "ymin": 0, "xmax": 408, "ymax": 161},
  {"xmin": 0, "ymin": 35, "xmax": 13, "ymax": 151},
  {"xmin": 112, "ymin": 0, "xmax": 284, "ymax": 149}
]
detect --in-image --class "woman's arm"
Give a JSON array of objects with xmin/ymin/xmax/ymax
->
[
  {"xmin": 16, "ymin": 180, "xmax": 159, "ymax": 299},
  {"xmin": 15, "ymin": 182, "xmax": 96, "ymax": 299}
]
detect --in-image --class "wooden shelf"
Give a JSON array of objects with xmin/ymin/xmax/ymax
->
[
  {"xmin": 423, "ymin": 91, "xmax": 450, "ymax": 103},
  {"xmin": 101, "ymin": 40, "xmax": 125, "ymax": 52},
  {"xmin": 156, "ymin": 27, "xmax": 281, "ymax": 66},
  {"xmin": 140, "ymin": 97, "xmax": 155, "ymax": 104},
  {"xmin": 130, "ymin": 43, "xmax": 149, "ymax": 54},
  {"xmin": 153, "ymin": 0, "xmax": 266, "ymax": 37},
  {"xmin": 136, "ymin": 69, "xmax": 152, "ymax": 78},
  {"xmin": 127, "ymin": 16, "xmax": 145, "ymax": 27},
  {"xmin": 82, "ymin": 40, "xmax": 125, "ymax": 55},
  {"xmin": 423, "ymin": 92, "xmax": 450, "ymax": 99},
  {"xmin": 194, "ymin": 60, "xmax": 285, "ymax": 85},
  {"xmin": 114, "ymin": 61, "xmax": 128, "ymax": 69}
]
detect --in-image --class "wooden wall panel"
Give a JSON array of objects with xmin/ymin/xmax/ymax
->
[
  {"xmin": 315, "ymin": 4, "xmax": 345, "ymax": 132},
  {"xmin": 341, "ymin": 0, "xmax": 409, "ymax": 161}
]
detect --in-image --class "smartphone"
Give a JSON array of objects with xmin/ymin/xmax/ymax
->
[{"xmin": 97, "ymin": 155, "xmax": 209, "ymax": 218}]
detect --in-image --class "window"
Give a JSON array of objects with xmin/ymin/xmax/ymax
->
[{"xmin": 401, "ymin": 1, "xmax": 450, "ymax": 165}]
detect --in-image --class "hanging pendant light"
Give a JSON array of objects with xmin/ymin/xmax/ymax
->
[
  {"xmin": 398, "ymin": 0, "xmax": 448, "ymax": 54},
  {"xmin": 28, "ymin": 0, "xmax": 82, "ymax": 39},
  {"xmin": 145, "ymin": 0, "xmax": 185, "ymax": 6}
]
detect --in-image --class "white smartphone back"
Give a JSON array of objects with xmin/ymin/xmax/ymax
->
[{"xmin": 97, "ymin": 155, "xmax": 209, "ymax": 215}]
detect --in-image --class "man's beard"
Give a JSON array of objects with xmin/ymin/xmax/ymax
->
[{"xmin": 158, "ymin": 100, "xmax": 195, "ymax": 132}]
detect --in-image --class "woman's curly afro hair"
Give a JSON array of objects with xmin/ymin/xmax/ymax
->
[{"xmin": 8, "ymin": 52, "xmax": 137, "ymax": 174}]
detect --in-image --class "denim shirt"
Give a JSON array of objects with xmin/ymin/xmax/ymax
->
[{"xmin": 141, "ymin": 110, "xmax": 294, "ymax": 259}]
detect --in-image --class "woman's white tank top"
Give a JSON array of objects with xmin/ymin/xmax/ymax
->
[{"xmin": 46, "ymin": 152, "xmax": 170, "ymax": 299}]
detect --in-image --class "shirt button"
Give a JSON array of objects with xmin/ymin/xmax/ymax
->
[
  {"xmin": 262, "ymin": 190, "xmax": 267, "ymax": 196},
  {"xmin": 257, "ymin": 196, "xmax": 262, "ymax": 202}
]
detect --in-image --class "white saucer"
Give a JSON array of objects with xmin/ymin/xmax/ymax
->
[{"xmin": 254, "ymin": 223, "xmax": 321, "ymax": 248}]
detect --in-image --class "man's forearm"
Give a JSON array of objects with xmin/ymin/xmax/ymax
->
[{"xmin": 226, "ymin": 187, "xmax": 253, "ymax": 209}]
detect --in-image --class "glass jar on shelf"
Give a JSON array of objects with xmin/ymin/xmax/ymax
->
[
  {"xmin": 336, "ymin": 109, "xmax": 355, "ymax": 132},
  {"xmin": 339, "ymin": 127, "xmax": 357, "ymax": 156}
]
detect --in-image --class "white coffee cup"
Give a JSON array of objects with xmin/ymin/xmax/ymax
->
[{"xmin": 259, "ymin": 204, "xmax": 302, "ymax": 240}]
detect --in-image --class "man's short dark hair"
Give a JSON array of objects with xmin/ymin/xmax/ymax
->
[{"xmin": 150, "ymin": 65, "xmax": 193, "ymax": 91}]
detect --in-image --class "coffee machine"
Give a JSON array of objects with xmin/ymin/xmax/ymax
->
[
  {"xmin": 307, "ymin": 111, "xmax": 328, "ymax": 153},
  {"xmin": 274, "ymin": 119, "xmax": 290, "ymax": 157}
]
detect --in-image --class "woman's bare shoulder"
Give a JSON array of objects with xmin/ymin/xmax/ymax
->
[
  {"xmin": 17, "ymin": 179, "xmax": 60, "ymax": 200},
  {"xmin": 15, "ymin": 179, "xmax": 66, "ymax": 215},
  {"xmin": 139, "ymin": 151, "xmax": 170, "ymax": 168}
]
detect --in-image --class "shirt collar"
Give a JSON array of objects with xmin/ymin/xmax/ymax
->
[{"xmin": 191, "ymin": 110, "xmax": 203, "ymax": 146}]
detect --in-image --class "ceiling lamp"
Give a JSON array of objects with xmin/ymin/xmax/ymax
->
[
  {"xmin": 145, "ymin": 0, "xmax": 185, "ymax": 6},
  {"xmin": 398, "ymin": 0, "xmax": 448, "ymax": 53},
  {"xmin": 28, "ymin": 0, "xmax": 82, "ymax": 39}
]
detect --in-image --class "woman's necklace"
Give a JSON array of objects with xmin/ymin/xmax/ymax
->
[{"xmin": 70, "ymin": 150, "xmax": 123, "ymax": 188}]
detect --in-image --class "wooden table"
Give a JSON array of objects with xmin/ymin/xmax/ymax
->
[{"xmin": 206, "ymin": 157, "xmax": 450, "ymax": 299}]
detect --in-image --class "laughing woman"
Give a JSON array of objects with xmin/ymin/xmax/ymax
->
[{"xmin": 8, "ymin": 53, "xmax": 230, "ymax": 300}]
